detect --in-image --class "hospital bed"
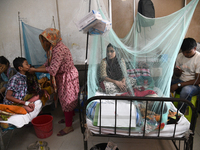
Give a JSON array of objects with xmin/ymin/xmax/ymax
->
[
  {"xmin": 79, "ymin": 88, "xmax": 198, "ymax": 150},
  {"xmin": 0, "ymin": 93, "xmax": 54, "ymax": 150}
]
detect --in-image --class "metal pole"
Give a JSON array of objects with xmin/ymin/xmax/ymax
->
[
  {"xmin": 133, "ymin": 0, "xmax": 135, "ymax": 21},
  {"xmin": 184, "ymin": 0, "xmax": 187, "ymax": 6},
  {"xmin": 108, "ymin": 0, "xmax": 112, "ymax": 23},
  {"xmin": 84, "ymin": 0, "xmax": 91, "ymax": 87},
  {"xmin": 183, "ymin": 0, "xmax": 186, "ymax": 29},
  {"xmin": 83, "ymin": 1, "xmax": 91, "ymax": 149},
  {"xmin": 18, "ymin": 12, "xmax": 22, "ymax": 57},
  {"xmin": 56, "ymin": 0, "xmax": 61, "ymax": 32}
]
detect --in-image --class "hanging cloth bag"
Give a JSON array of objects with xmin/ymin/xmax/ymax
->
[{"xmin": 137, "ymin": 0, "xmax": 155, "ymax": 32}]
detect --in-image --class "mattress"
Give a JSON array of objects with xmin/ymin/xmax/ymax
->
[
  {"xmin": 87, "ymin": 113, "xmax": 190, "ymax": 137},
  {"xmin": 86, "ymin": 92, "xmax": 190, "ymax": 137}
]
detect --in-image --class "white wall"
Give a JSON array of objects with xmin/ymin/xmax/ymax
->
[{"xmin": 0, "ymin": 0, "xmax": 93, "ymax": 65}]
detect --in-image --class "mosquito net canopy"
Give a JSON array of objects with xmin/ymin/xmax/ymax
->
[
  {"xmin": 79, "ymin": 0, "xmax": 198, "ymax": 132},
  {"xmin": 83, "ymin": 0, "xmax": 199, "ymax": 99}
]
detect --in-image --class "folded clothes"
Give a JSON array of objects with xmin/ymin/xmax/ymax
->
[
  {"xmin": 0, "ymin": 100, "xmax": 42, "ymax": 128},
  {"xmin": 0, "ymin": 104, "xmax": 27, "ymax": 114}
]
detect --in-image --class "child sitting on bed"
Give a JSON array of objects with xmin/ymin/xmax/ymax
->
[{"xmin": 3, "ymin": 57, "xmax": 40, "ymax": 113}]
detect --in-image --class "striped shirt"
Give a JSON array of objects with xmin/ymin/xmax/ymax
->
[{"xmin": 3, "ymin": 72, "xmax": 27, "ymax": 105}]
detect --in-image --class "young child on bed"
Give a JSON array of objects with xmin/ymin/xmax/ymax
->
[{"xmin": 3, "ymin": 57, "xmax": 40, "ymax": 113}]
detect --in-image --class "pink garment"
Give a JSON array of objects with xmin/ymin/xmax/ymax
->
[
  {"xmin": 64, "ymin": 111, "xmax": 73, "ymax": 127},
  {"xmin": 120, "ymin": 87, "xmax": 156, "ymax": 97},
  {"xmin": 133, "ymin": 88, "xmax": 156, "ymax": 97},
  {"xmin": 45, "ymin": 41, "xmax": 79, "ymax": 112}
]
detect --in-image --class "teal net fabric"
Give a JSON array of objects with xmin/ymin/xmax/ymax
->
[
  {"xmin": 22, "ymin": 22, "xmax": 46, "ymax": 67},
  {"xmin": 83, "ymin": 0, "xmax": 199, "ymax": 132},
  {"xmin": 87, "ymin": 0, "xmax": 199, "ymax": 99}
]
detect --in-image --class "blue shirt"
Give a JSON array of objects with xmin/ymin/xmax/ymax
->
[{"xmin": 3, "ymin": 72, "xmax": 27, "ymax": 105}]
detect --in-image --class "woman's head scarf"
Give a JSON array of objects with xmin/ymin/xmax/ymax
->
[
  {"xmin": 106, "ymin": 43, "xmax": 124, "ymax": 80},
  {"xmin": 39, "ymin": 28, "xmax": 62, "ymax": 93},
  {"xmin": 39, "ymin": 28, "xmax": 62, "ymax": 48}
]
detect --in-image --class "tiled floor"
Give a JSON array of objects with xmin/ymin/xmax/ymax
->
[{"xmin": 2, "ymin": 102, "xmax": 200, "ymax": 150}]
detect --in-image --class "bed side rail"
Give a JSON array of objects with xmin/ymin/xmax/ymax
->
[
  {"xmin": 84, "ymin": 96, "xmax": 198, "ymax": 139},
  {"xmin": 78, "ymin": 83, "xmax": 87, "ymax": 134}
]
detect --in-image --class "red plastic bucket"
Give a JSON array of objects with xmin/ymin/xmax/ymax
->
[{"xmin": 31, "ymin": 115, "xmax": 53, "ymax": 139}]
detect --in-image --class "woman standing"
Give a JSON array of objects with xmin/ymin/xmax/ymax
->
[{"xmin": 29, "ymin": 28, "xmax": 79, "ymax": 136}]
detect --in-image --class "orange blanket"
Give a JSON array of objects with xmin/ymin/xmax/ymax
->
[{"xmin": 0, "ymin": 104, "xmax": 27, "ymax": 114}]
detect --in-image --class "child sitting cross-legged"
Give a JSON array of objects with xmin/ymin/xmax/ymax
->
[{"xmin": 3, "ymin": 57, "xmax": 40, "ymax": 113}]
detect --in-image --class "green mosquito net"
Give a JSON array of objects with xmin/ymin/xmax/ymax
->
[
  {"xmin": 86, "ymin": 0, "xmax": 198, "ymax": 98},
  {"xmin": 76, "ymin": 0, "xmax": 199, "ymax": 132}
]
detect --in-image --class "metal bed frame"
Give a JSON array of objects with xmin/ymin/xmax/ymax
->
[
  {"xmin": 78, "ymin": 1, "xmax": 199, "ymax": 148},
  {"xmin": 79, "ymin": 94, "xmax": 198, "ymax": 150},
  {"xmin": 0, "ymin": 94, "xmax": 55, "ymax": 150}
]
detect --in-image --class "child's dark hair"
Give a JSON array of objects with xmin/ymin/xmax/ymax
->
[
  {"xmin": 13, "ymin": 57, "xmax": 27, "ymax": 71},
  {"xmin": 0, "ymin": 56, "xmax": 10, "ymax": 66},
  {"xmin": 181, "ymin": 38, "xmax": 197, "ymax": 52}
]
